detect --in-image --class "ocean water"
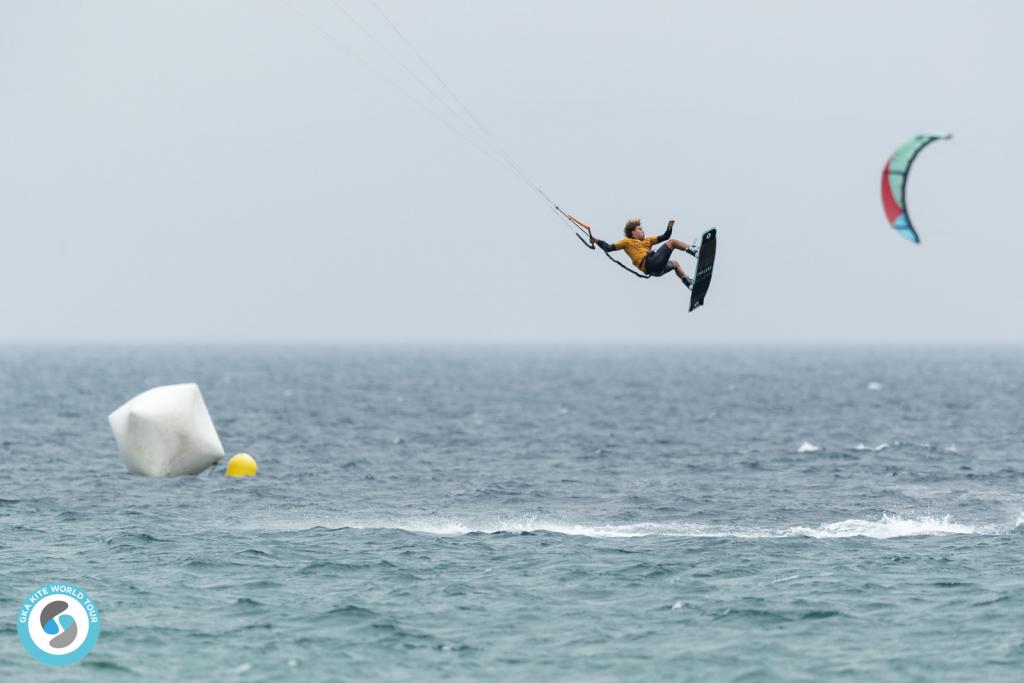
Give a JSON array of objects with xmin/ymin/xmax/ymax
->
[{"xmin": 1, "ymin": 346, "xmax": 1023, "ymax": 681}]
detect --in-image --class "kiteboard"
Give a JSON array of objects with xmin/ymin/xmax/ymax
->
[{"xmin": 688, "ymin": 228, "xmax": 717, "ymax": 312}]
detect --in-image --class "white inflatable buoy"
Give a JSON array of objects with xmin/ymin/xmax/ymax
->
[{"xmin": 108, "ymin": 383, "xmax": 225, "ymax": 476}]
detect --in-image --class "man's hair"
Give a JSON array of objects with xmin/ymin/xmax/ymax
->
[{"xmin": 624, "ymin": 218, "xmax": 641, "ymax": 237}]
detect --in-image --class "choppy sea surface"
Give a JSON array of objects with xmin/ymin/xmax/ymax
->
[{"xmin": 1, "ymin": 346, "xmax": 1023, "ymax": 682}]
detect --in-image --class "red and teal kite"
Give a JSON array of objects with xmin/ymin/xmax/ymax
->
[{"xmin": 881, "ymin": 133, "xmax": 951, "ymax": 243}]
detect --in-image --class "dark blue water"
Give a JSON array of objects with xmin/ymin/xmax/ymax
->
[{"xmin": 1, "ymin": 347, "xmax": 1023, "ymax": 681}]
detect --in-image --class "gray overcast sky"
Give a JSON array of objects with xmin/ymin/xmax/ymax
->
[{"xmin": 2, "ymin": 1, "xmax": 1022, "ymax": 344}]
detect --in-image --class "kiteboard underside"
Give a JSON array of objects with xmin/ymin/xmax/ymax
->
[{"xmin": 688, "ymin": 229, "xmax": 717, "ymax": 313}]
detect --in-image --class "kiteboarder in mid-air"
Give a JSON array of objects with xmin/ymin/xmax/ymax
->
[{"xmin": 591, "ymin": 218, "xmax": 699, "ymax": 288}]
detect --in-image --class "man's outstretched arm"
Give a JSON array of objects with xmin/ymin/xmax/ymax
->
[
  {"xmin": 594, "ymin": 238, "xmax": 618, "ymax": 252},
  {"xmin": 655, "ymin": 219, "xmax": 676, "ymax": 243}
]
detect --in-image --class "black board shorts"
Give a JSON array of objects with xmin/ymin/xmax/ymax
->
[{"xmin": 642, "ymin": 244, "xmax": 673, "ymax": 276}]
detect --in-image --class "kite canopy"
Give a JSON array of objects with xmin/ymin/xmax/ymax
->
[{"xmin": 881, "ymin": 133, "xmax": 951, "ymax": 243}]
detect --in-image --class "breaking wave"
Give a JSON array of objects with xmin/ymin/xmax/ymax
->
[{"xmin": 278, "ymin": 513, "xmax": 1024, "ymax": 540}]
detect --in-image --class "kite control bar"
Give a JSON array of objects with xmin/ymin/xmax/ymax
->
[{"xmin": 557, "ymin": 207, "xmax": 651, "ymax": 279}]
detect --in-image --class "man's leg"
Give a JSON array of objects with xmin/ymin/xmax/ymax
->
[
  {"xmin": 667, "ymin": 262, "xmax": 692, "ymax": 282},
  {"xmin": 670, "ymin": 259, "xmax": 692, "ymax": 287},
  {"xmin": 665, "ymin": 239, "xmax": 697, "ymax": 255}
]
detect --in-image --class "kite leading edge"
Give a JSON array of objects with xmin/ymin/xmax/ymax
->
[{"xmin": 881, "ymin": 133, "xmax": 952, "ymax": 243}]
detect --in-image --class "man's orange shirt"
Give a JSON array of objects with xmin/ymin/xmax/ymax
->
[{"xmin": 612, "ymin": 236, "xmax": 659, "ymax": 270}]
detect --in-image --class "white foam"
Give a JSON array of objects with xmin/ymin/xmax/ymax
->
[
  {"xmin": 866, "ymin": 381, "xmax": 883, "ymax": 391},
  {"xmin": 771, "ymin": 574, "xmax": 801, "ymax": 584},
  {"xmin": 372, "ymin": 517, "xmax": 711, "ymax": 538},
  {"xmin": 797, "ymin": 441, "xmax": 821, "ymax": 453},
  {"xmin": 854, "ymin": 443, "xmax": 889, "ymax": 452},
  {"xmin": 783, "ymin": 514, "xmax": 979, "ymax": 539},
  {"xmin": 269, "ymin": 513, "xmax": 1021, "ymax": 540}
]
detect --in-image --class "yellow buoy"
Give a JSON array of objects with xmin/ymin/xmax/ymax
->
[{"xmin": 225, "ymin": 452, "xmax": 258, "ymax": 477}]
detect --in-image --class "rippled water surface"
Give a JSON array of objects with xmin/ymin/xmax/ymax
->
[{"xmin": 1, "ymin": 347, "xmax": 1023, "ymax": 681}]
